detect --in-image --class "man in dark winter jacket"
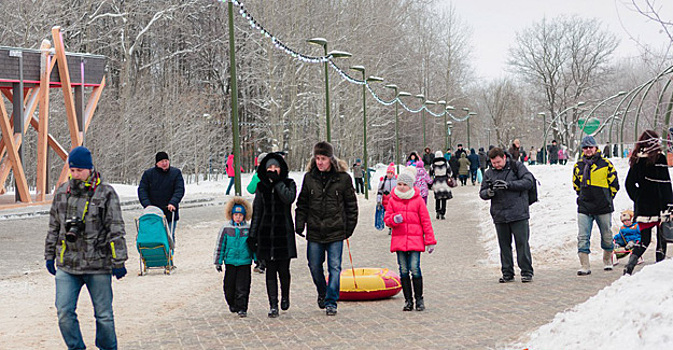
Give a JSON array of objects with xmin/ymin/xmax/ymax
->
[
  {"xmin": 45, "ymin": 146, "xmax": 128, "ymax": 350},
  {"xmin": 422, "ymin": 147, "xmax": 435, "ymax": 171},
  {"xmin": 138, "ymin": 151, "xmax": 185, "ymax": 242},
  {"xmin": 479, "ymin": 147, "xmax": 534, "ymax": 283},
  {"xmin": 295, "ymin": 141, "xmax": 358, "ymax": 316},
  {"xmin": 548, "ymin": 140, "xmax": 559, "ymax": 164},
  {"xmin": 478, "ymin": 147, "xmax": 488, "ymax": 172},
  {"xmin": 572, "ymin": 136, "xmax": 619, "ymax": 275}
]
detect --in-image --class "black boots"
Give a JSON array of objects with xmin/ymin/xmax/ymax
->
[
  {"xmin": 623, "ymin": 254, "xmax": 639, "ymax": 275},
  {"xmin": 412, "ymin": 277, "xmax": 424, "ymax": 311},
  {"xmin": 268, "ymin": 299, "xmax": 279, "ymax": 318},
  {"xmin": 401, "ymin": 276, "xmax": 413, "ymax": 311}
]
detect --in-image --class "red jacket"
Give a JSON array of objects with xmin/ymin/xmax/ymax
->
[{"xmin": 384, "ymin": 188, "xmax": 437, "ymax": 252}]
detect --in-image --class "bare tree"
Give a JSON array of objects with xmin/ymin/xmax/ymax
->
[{"xmin": 508, "ymin": 15, "xmax": 619, "ymax": 153}]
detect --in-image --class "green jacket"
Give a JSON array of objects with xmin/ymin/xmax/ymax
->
[
  {"xmin": 45, "ymin": 174, "xmax": 128, "ymax": 274},
  {"xmin": 213, "ymin": 222, "xmax": 253, "ymax": 266}
]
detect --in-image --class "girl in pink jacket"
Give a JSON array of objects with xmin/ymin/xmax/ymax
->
[{"xmin": 384, "ymin": 166, "xmax": 437, "ymax": 312}]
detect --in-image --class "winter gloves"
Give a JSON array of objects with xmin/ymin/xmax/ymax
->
[
  {"xmin": 492, "ymin": 180, "xmax": 508, "ymax": 190},
  {"xmin": 112, "ymin": 267, "xmax": 127, "ymax": 280},
  {"xmin": 215, "ymin": 264, "xmax": 223, "ymax": 272},
  {"xmin": 46, "ymin": 260, "xmax": 56, "ymax": 275},
  {"xmin": 426, "ymin": 245, "xmax": 436, "ymax": 254},
  {"xmin": 393, "ymin": 214, "xmax": 404, "ymax": 224},
  {"xmin": 267, "ymin": 170, "xmax": 280, "ymax": 183},
  {"xmin": 486, "ymin": 189, "xmax": 496, "ymax": 198}
]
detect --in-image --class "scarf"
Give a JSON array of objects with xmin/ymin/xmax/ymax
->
[
  {"xmin": 395, "ymin": 187, "xmax": 415, "ymax": 199},
  {"xmin": 581, "ymin": 155, "xmax": 595, "ymax": 188}
]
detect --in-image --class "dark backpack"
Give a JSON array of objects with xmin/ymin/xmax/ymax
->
[{"xmin": 511, "ymin": 160, "xmax": 539, "ymax": 205}]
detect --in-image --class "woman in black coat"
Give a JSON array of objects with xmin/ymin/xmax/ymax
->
[
  {"xmin": 249, "ymin": 152, "xmax": 297, "ymax": 317},
  {"xmin": 624, "ymin": 130, "xmax": 673, "ymax": 275}
]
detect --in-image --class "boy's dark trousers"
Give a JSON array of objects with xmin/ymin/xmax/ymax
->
[
  {"xmin": 223, "ymin": 264, "xmax": 251, "ymax": 312},
  {"xmin": 354, "ymin": 178, "xmax": 364, "ymax": 194}
]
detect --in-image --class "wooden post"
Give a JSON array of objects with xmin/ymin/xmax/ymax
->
[
  {"xmin": 52, "ymin": 26, "xmax": 81, "ymax": 147},
  {"xmin": 0, "ymin": 96, "xmax": 31, "ymax": 202},
  {"xmin": 36, "ymin": 39, "xmax": 52, "ymax": 201}
]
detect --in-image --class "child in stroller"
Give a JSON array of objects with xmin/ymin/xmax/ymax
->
[{"xmin": 613, "ymin": 210, "xmax": 641, "ymax": 260}]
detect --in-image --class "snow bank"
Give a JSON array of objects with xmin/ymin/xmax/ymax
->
[{"xmin": 511, "ymin": 259, "xmax": 673, "ymax": 349}]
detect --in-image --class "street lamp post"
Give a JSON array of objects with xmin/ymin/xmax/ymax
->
[
  {"xmin": 307, "ymin": 38, "xmax": 352, "ymax": 142},
  {"xmin": 538, "ymin": 112, "xmax": 546, "ymax": 163},
  {"xmin": 350, "ymin": 65, "xmax": 383, "ymax": 200},
  {"xmin": 415, "ymin": 94, "xmax": 426, "ymax": 147},
  {"xmin": 447, "ymin": 121, "xmax": 453, "ymax": 150},
  {"xmin": 227, "ymin": 1, "xmax": 242, "ymax": 195},
  {"xmin": 462, "ymin": 108, "xmax": 476, "ymax": 149},
  {"xmin": 385, "ymin": 84, "xmax": 410, "ymax": 173},
  {"xmin": 425, "ymin": 100, "xmax": 437, "ymax": 147}
]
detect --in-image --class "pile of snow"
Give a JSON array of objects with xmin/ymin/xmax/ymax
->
[
  {"xmin": 511, "ymin": 259, "xmax": 673, "ymax": 349},
  {"xmin": 478, "ymin": 158, "xmax": 648, "ymax": 267}
]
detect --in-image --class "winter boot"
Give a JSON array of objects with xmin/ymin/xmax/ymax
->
[
  {"xmin": 603, "ymin": 250, "xmax": 614, "ymax": 271},
  {"xmin": 656, "ymin": 249, "xmax": 666, "ymax": 263},
  {"xmin": 400, "ymin": 276, "xmax": 413, "ymax": 311},
  {"xmin": 623, "ymin": 253, "xmax": 640, "ymax": 275},
  {"xmin": 268, "ymin": 299, "xmax": 279, "ymax": 318},
  {"xmin": 412, "ymin": 277, "xmax": 425, "ymax": 311},
  {"xmin": 577, "ymin": 252, "xmax": 591, "ymax": 276}
]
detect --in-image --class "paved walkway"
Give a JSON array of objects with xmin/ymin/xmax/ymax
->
[{"xmin": 112, "ymin": 185, "xmax": 621, "ymax": 349}]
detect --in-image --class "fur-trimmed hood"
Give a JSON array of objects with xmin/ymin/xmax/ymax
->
[
  {"xmin": 305, "ymin": 156, "xmax": 349, "ymax": 173},
  {"xmin": 258, "ymin": 152, "xmax": 289, "ymax": 183},
  {"xmin": 224, "ymin": 196, "xmax": 252, "ymax": 221}
]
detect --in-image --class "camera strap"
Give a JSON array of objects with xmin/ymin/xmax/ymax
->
[{"xmin": 66, "ymin": 171, "xmax": 101, "ymax": 222}]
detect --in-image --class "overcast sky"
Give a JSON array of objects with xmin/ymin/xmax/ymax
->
[{"xmin": 442, "ymin": 0, "xmax": 671, "ymax": 80}]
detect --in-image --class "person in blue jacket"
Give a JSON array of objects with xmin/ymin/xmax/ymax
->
[
  {"xmin": 467, "ymin": 148, "xmax": 481, "ymax": 185},
  {"xmin": 138, "ymin": 152, "xmax": 185, "ymax": 242},
  {"xmin": 614, "ymin": 209, "xmax": 641, "ymax": 249},
  {"xmin": 214, "ymin": 197, "xmax": 253, "ymax": 318}
]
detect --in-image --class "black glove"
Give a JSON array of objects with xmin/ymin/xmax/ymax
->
[
  {"xmin": 215, "ymin": 264, "xmax": 222, "ymax": 272},
  {"xmin": 112, "ymin": 267, "xmax": 127, "ymax": 280},
  {"xmin": 486, "ymin": 189, "xmax": 496, "ymax": 198},
  {"xmin": 492, "ymin": 179, "xmax": 508, "ymax": 190},
  {"xmin": 267, "ymin": 170, "xmax": 280, "ymax": 182},
  {"xmin": 46, "ymin": 260, "xmax": 56, "ymax": 276}
]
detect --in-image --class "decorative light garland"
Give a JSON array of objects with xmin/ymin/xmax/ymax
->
[{"xmin": 221, "ymin": 0, "xmax": 473, "ymax": 120}]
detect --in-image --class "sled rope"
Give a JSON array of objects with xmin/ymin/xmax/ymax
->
[{"xmin": 346, "ymin": 239, "xmax": 358, "ymax": 289}]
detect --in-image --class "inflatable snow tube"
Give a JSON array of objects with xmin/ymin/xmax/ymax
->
[{"xmin": 338, "ymin": 268, "xmax": 402, "ymax": 301}]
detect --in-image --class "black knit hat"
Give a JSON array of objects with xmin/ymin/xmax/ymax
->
[
  {"xmin": 313, "ymin": 141, "xmax": 334, "ymax": 158},
  {"xmin": 155, "ymin": 151, "xmax": 169, "ymax": 163}
]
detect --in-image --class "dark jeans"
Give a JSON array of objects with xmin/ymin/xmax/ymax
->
[
  {"xmin": 307, "ymin": 240, "xmax": 343, "ymax": 308},
  {"xmin": 223, "ymin": 264, "xmax": 251, "ymax": 312},
  {"xmin": 435, "ymin": 198, "xmax": 446, "ymax": 215},
  {"xmin": 470, "ymin": 169, "xmax": 478, "ymax": 183},
  {"xmin": 494, "ymin": 219, "xmax": 534, "ymax": 278},
  {"xmin": 354, "ymin": 178, "xmax": 364, "ymax": 194},
  {"xmin": 459, "ymin": 175, "xmax": 468, "ymax": 185},
  {"xmin": 550, "ymin": 159, "xmax": 558, "ymax": 165},
  {"xmin": 265, "ymin": 259, "xmax": 291, "ymax": 307},
  {"xmin": 226, "ymin": 176, "xmax": 235, "ymax": 195},
  {"xmin": 632, "ymin": 225, "xmax": 668, "ymax": 262}
]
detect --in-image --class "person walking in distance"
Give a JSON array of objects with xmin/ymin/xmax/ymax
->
[
  {"xmin": 138, "ymin": 151, "xmax": 185, "ymax": 243},
  {"xmin": 479, "ymin": 147, "xmax": 535, "ymax": 283},
  {"xmin": 295, "ymin": 141, "xmax": 358, "ymax": 316},
  {"xmin": 573, "ymin": 136, "xmax": 619, "ymax": 275}
]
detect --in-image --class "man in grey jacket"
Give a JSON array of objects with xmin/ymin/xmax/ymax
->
[
  {"xmin": 45, "ymin": 146, "xmax": 128, "ymax": 350},
  {"xmin": 479, "ymin": 147, "xmax": 534, "ymax": 283}
]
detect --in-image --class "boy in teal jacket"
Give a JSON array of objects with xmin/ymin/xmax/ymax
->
[{"xmin": 214, "ymin": 197, "xmax": 253, "ymax": 317}]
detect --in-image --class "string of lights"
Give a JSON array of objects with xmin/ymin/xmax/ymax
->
[{"xmin": 222, "ymin": 0, "xmax": 476, "ymax": 123}]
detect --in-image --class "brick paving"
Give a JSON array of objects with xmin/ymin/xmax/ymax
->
[{"xmin": 109, "ymin": 185, "xmax": 622, "ymax": 350}]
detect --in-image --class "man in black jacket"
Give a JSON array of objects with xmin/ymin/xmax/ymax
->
[
  {"xmin": 479, "ymin": 147, "xmax": 535, "ymax": 283},
  {"xmin": 138, "ymin": 152, "xmax": 185, "ymax": 242},
  {"xmin": 295, "ymin": 141, "xmax": 358, "ymax": 316}
]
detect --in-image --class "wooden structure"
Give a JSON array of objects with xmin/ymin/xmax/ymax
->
[{"xmin": 0, "ymin": 26, "xmax": 106, "ymax": 208}]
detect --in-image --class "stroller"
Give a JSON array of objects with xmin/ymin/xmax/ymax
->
[{"xmin": 135, "ymin": 206, "xmax": 175, "ymax": 275}]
